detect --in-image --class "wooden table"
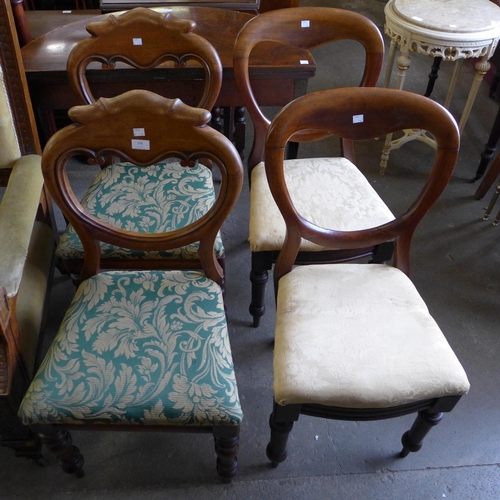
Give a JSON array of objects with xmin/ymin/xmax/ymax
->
[
  {"xmin": 22, "ymin": 7, "xmax": 315, "ymax": 152},
  {"xmin": 100, "ymin": 0, "xmax": 259, "ymax": 14}
]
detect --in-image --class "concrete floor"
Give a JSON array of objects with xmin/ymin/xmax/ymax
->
[{"xmin": 2, "ymin": 0, "xmax": 500, "ymax": 498}]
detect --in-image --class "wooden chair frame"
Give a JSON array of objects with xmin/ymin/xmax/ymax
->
[
  {"xmin": 262, "ymin": 87, "xmax": 465, "ymax": 465},
  {"xmin": 26, "ymin": 89, "xmax": 244, "ymax": 481},
  {"xmin": 233, "ymin": 7, "xmax": 386, "ymax": 326},
  {"xmin": 59, "ymin": 7, "xmax": 225, "ymax": 277}
]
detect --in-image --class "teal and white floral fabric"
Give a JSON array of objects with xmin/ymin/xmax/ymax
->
[
  {"xmin": 56, "ymin": 161, "xmax": 224, "ymax": 261},
  {"xmin": 18, "ymin": 270, "xmax": 242, "ymax": 426}
]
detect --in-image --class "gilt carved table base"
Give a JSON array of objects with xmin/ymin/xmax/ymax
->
[{"xmin": 380, "ymin": 0, "xmax": 500, "ymax": 173}]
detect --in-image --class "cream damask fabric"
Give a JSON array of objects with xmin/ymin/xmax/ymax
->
[
  {"xmin": 249, "ymin": 158, "xmax": 395, "ymax": 252},
  {"xmin": 18, "ymin": 270, "xmax": 242, "ymax": 426},
  {"xmin": 274, "ymin": 264, "xmax": 470, "ymax": 409},
  {"xmin": 57, "ymin": 161, "xmax": 224, "ymax": 261}
]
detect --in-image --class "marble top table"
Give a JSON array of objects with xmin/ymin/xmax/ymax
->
[{"xmin": 380, "ymin": 0, "xmax": 500, "ymax": 173}]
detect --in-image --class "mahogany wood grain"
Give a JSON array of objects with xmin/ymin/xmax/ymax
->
[
  {"xmin": 100, "ymin": 0, "xmax": 259, "ymax": 13},
  {"xmin": 66, "ymin": 8, "xmax": 222, "ymax": 110},
  {"xmin": 259, "ymin": 0, "xmax": 297, "ymax": 13}
]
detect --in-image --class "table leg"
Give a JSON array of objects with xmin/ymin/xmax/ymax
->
[
  {"xmin": 425, "ymin": 57, "xmax": 442, "ymax": 97},
  {"xmin": 459, "ymin": 57, "xmax": 490, "ymax": 133},
  {"xmin": 380, "ymin": 49, "xmax": 410, "ymax": 173},
  {"xmin": 211, "ymin": 107, "xmax": 223, "ymax": 133},
  {"xmin": 383, "ymin": 39, "xmax": 398, "ymax": 89},
  {"xmin": 35, "ymin": 108, "xmax": 58, "ymax": 146},
  {"xmin": 444, "ymin": 58, "xmax": 462, "ymax": 109},
  {"xmin": 233, "ymin": 106, "xmax": 246, "ymax": 159}
]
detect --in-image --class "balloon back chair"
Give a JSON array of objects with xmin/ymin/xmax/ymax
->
[
  {"xmin": 57, "ymin": 7, "xmax": 225, "ymax": 279},
  {"xmin": 263, "ymin": 87, "xmax": 470, "ymax": 466},
  {"xmin": 233, "ymin": 7, "xmax": 393, "ymax": 327},
  {"xmin": 18, "ymin": 90, "xmax": 244, "ymax": 482}
]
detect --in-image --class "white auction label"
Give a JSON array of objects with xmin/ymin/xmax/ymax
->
[
  {"xmin": 301, "ymin": 20, "xmax": 310, "ymax": 28},
  {"xmin": 353, "ymin": 114, "xmax": 364, "ymax": 124},
  {"xmin": 133, "ymin": 38, "xmax": 143, "ymax": 46},
  {"xmin": 133, "ymin": 128, "xmax": 146, "ymax": 137},
  {"xmin": 131, "ymin": 139, "xmax": 150, "ymax": 150}
]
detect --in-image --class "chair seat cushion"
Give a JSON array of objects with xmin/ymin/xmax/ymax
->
[
  {"xmin": 56, "ymin": 161, "xmax": 224, "ymax": 261},
  {"xmin": 249, "ymin": 158, "xmax": 395, "ymax": 252},
  {"xmin": 19, "ymin": 270, "xmax": 242, "ymax": 426},
  {"xmin": 274, "ymin": 264, "xmax": 470, "ymax": 409}
]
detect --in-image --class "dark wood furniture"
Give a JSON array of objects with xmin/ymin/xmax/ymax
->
[
  {"xmin": 233, "ymin": 7, "xmax": 387, "ymax": 327},
  {"xmin": 99, "ymin": 0, "xmax": 259, "ymax": 13},
  {"xmin": 21, "ymin": 7, "xmax": 315, "ymax": 150},
  {"xmin": 18, "ymin": 89, "xmax": 244, "ymax": 481},
  {"xmin": 259, "ymin": 0, "xmax": 296, "ymax": 13},
  {"xmin": 262, "ymin": 86, "xmax": 469, "ymax": 467},
  {"xmin": 25, "ymin": 8, "xmax": 101, "ymax": 38},
  {"xmin": 0, "ymin": 0, "xmax": 56, "ymax": 461}
]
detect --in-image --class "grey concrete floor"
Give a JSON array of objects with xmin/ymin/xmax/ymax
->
[{"xmin": 2, "ymin": 0, "xmax": 500, "ymax": 498}]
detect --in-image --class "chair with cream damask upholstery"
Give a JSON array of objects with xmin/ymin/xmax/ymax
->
[
  {"xmin": 17, "ymin": 89, "xmax": 244, "ymax": 481},
  {"xmin": 233, "ymin": 7, "xmax": 392, "ymax": 327},
  {"xmin": 57, "ymin": 7, "xmax": 225, "ymax": 279},
  {"xmin": 263, "ymin": 87, "xmax": 470, "ymax": 466},
  {"xmin": 0, "ymin": 0, "xmax": 56, "ymax": 461}
]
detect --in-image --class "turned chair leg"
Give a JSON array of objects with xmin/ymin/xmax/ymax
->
[
  {"xmin": 38, "ymin": 428, "xmax": 84, "ymax": 477},
  {"xmin": 266, "ymin": 403, "xmax": 302, "ymax": 468},
  {"xmin": 249, "ymin": 252, "xmax": 272, "ymax": 327},
  {"xmin": 213, "ymin": 425, "xmax": 240, "ymax": 483},
  {"xmin": 400, "ymin": 410, "xmax": 443, "ymax": 458}
]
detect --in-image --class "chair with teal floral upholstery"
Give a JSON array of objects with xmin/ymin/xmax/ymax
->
[
  {"xmin": 263, "ymin": 87, "xmax": 470, "ymax": 467},
  {"xmin": 58, "ymin": 7, "xmax": 225, "ymax": 278},
  {"xmin": 18, "ymin": 89, "xmax": 244, "ymax": 482}
]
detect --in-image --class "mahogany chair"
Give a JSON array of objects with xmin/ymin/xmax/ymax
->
[
  {"xmin": 57, "ymin": 7, "xmax": 225, "ymax": 279},
  {"xmin": 0, "ymin": 0, "xmax": 56, "ymax": 460},
  {"xmin": 263, "ymin": 87, "xmax": 470, "ymax": 466},
  {"xmin": 18, "ymin": 89, "xmax": 244, "ymax": 481},
  {"xmin": 233, "ymin": 7, "xmax": 392, "ymax": 327}
]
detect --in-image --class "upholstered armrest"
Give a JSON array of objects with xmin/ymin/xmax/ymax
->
[{"xmin": 0, "ymin": 155, "xmax": 44, "ymax": 298}]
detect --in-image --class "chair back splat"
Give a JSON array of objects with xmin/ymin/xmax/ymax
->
[
  {"xmin": 68, "ymin": 7, "xmax": 222, "ymax": 110},
  {"xmin": 267, "ymin": 87, "xmax": 459, "ymax": 281},
  {"xmin": 263, "ymin": 87, "xmax": 469, "ymax": 467},
  {"xmin": 18, "ymin": 90, "xmax": 244, "ymax": 482},
  {"xmin": 234, "ymin": 6, "xmax": 384, "ymax": 172}
]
